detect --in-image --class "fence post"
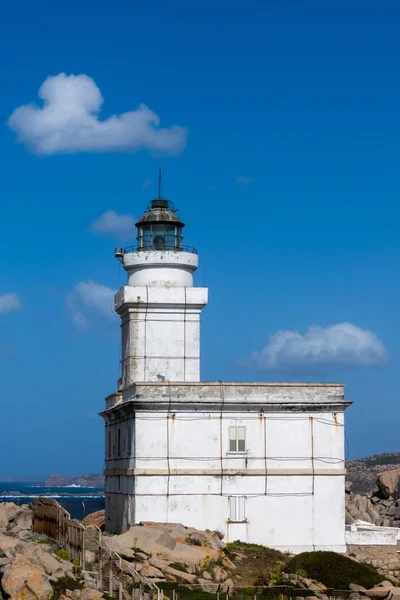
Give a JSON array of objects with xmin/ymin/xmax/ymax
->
[
  {"xmin": 98, "ymin": 549, "xmax": 102, "ymax": 590},
  {"xmin": 82, "ymin": 527, "xmax": 86, "ymax": 571},
  {"xmin": 109, "ymin": 559, "xmax": 113, "ymax": 596}
]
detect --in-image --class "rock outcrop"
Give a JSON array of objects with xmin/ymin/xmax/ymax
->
[
  {"xmin": 82, "ymin": 511, "xmax": 104, "ymax": 529},
  {"xmin": 345, "ymin": 475, "xmax": 400, "ymax": 528},
  {"xmin": 0, "ymin": 503, "xmax": 101, "ymax": 600},
  {"xmin": 377, "ymin": 470, "xmax": 400, "ymax": 501}
]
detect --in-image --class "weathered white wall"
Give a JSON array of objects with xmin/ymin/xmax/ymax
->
[
  {"xmin": 103, "ymin": 393, "xmax": 348, "ymax": 552},
  {"xmin": 115, "ymin": 248, "xmax": 208, "ymax": 385},
  {"xmin": 116, "ymin": 287, "xmax": 208, "ymax": 385},
  {"xmin": 123, "ymin": 251, "xmax": 198, "ymax": 287}
]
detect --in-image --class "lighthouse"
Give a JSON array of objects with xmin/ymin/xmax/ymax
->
[
  {"xmin": 101, "ymin": 177, "xmax": 350, "ymax": 552},
  {"xmin": 114, "ymin": 175, "xmax": 207, "ymax": 386}
]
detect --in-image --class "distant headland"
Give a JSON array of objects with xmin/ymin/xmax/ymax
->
[{"xmin": 44, "ymin": 473, "xmax": 104, "ymax": 487}]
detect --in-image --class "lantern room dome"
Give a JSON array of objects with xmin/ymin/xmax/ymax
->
[{"xmin": 136, "ymin": 199, "xmax": 184, "ymax": 227}]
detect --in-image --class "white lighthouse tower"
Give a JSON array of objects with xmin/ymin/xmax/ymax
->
[
  {"xmin": 115, "ymin": 173, "xmax": 207, "ymax": 387},
  {"xmin": 102, "ymin": 176, "xmax": 349, "ymax": 552}
]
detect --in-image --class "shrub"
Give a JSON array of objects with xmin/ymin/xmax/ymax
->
[
  {"xmin": 296, "ymin": 568, "xmax": 307, "ymax": 578},
  {"xmin": 286, "ymin": 551, "xmax": 386, "ymax": 589},
  {"xmin": 73, "ymin": 557, "xmax": 82, "ymax": 577},
  {"xmin": 213, "ymin": 529, "xmax": 225, "ymax": 541},
  {"xmin": 51, "ymin": 576, "xmax": 83, "ymax": 600},
  {"xmin": 268, "ymin": 565, "xmax": 283, "ymax": 585},
  {"xmin": 55, "ymin": 549, "xmax": 70, "ymax": 561},
  {"xmin": 187, "ymin": 536, "xmax": 202, "ymax": 546}
]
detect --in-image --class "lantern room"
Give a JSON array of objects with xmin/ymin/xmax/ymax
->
[{"xmin": 136, "ymin": 198, "xmax": 184, "ymax": 251}]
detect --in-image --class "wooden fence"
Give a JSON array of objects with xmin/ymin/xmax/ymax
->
[{"xmin": 31, "ymin": 498, "xmax": 160, "ymax": 600}]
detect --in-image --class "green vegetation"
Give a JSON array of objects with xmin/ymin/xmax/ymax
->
[
  {"xmin": 72, "ymin": 557, "xmax": 82, "ymax": 577},
  {"xmin": 160, "ymin": 582, "xmax": 215, "ymax": 600},
  {"xmin": 187, "ymin": 536, "xmax": 203, "ymax": 546},
  {"xmin": 225, "ymin": 541, "xmax": 286, "ymax": 588},
  {"xmin": 361, "ymin": 452, "xmax": 400, "ymax": 467},
  {"xmin": 286, "ymin": 551, "xmax": 386, "ymax": 589},
  {"xmin": 55, "ymin": 549, "xmax": 71, "ymax": 561},
  {"xmin": 51, "ymin": 576, "xmax": 83, "ymax": 600}
]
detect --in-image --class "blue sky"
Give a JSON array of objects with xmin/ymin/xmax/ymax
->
[{"xmin": 0, "ymin": 0, "xmax": 399, "ymax": 476}]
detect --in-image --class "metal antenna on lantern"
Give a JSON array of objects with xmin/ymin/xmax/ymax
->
[{"xmin": 158, "ymin": 167, "xmax": 162, "ymax": 199}]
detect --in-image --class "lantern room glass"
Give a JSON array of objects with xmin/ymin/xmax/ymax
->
[{"xmin": 137, "ymin": 223, "xmax": 183, "ymax": 251}]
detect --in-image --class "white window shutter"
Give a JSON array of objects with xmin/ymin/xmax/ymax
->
[
  {"xmin": 229, "ymin": 426, "xmax": 237, "ymax": 452},
  {"xmin": 238, "ymin": 427, "xmax": 246, "ymax": 452}
]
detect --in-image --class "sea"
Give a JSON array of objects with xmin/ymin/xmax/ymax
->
[{"xmin": 0, "ymin": 482, "xmax": 105, "ymax": 520}]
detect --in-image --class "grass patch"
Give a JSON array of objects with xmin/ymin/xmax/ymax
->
[
  {"xmin": 225, "ymin": 541, "xmax": 287, "ymax": 587},
  {"xmin": 286, "ymin": 551, "xmax": 386, "ymax": 589},
  {"xmin": 56, "ymin": 549, "xmax": 71, "ymax": 561}
]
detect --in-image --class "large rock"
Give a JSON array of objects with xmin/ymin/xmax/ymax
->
[
  {"xmin": 365, "ymin": 589, "xmax": 393, "ymax": 599},
  {"xmin": 108, "ymin": 522, "xmax": 224, "ymax": 567},
  {"xmin": 0, "ymin": 503, "xmax": 21, "ymax": 529},
  {"xmin": 15, "ymin": 541, "xmax": 73, "ymax": 577},
  {"xmin": 140, "ymin": 564, "xmax": 164, "ymax": 579},
  {"xmin": 2, "ymin": 555, "xmax": 52, "ymax": 600},
  {"xmin": 82, "ymin": 510, "xmax": 105, "ymax": 530},
  {"xmin": 213, "ymin": 565, "xmax": 228, "ymax": 582},
  {"xmin": 377, "ymin": 470, "xmax": 400, "ymax": 500},
  {"xmin": 80, "ymin": 588, "xmax": 104, "ymax": 600},
  {"xmin": 0, "ymin": 532, "xmax": 19, "ymax": 552},
  {"xmin": 349, "ymin": 584, "xmax": 367, "ymax": 593},
  {"xmin": 348, "ymin": 506, "xmax": 364, "ymax": 521},
  {"xmin": 164, "ymin": 566, "xmax": 196, "ymax": 583},
  {"xmin": 368, "ymin": 507, "xmax": 380, "ymax": 524}
]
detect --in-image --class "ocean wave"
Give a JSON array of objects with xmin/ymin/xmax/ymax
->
[{"xmin": 0, "ymin": 495, "xmax": 104, "ymax": 499}]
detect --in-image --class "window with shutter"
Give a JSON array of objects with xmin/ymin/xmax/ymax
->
[
  {"xmin": 229, "ymin": 497, "xmax": 247, "ymax": 521},
  {"xmin": 228, "ymin": 426, "xmax": 246, "ymax": 453}
]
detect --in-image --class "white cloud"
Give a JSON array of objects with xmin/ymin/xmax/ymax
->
[
  {"xmin": 236, "ymin": 176, "xmax": 253, "ymax": 184},
  {"xmin": 8, "ymin": 73, "xmax": 188, "ymax": 156},
  {"xmin": 89, "ymin": 210, "xmax": 135, "ymax": 241},
  {"xmin": 67, "ymin": 280, "xmax": 116, "ymax": 329},
  {"xmin": 248, "ymin": 323, "xmax": 388, "ymax": 372},
  {"xmin": 0, "ymin": 293, "xmax": 23, "ymax": 314}
]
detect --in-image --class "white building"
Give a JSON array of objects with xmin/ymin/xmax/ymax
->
[{"xmin": 101, "ymin": 189, "xmax": 351, "ymax": 552}]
